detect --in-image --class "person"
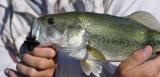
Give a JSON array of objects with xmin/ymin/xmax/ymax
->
[
  {"xmin": 5, "ymin": 45, "xmax": 160, "ymax": 77},
  {"xmin": 5, "ymin": 46, "xmax": 57, "ymax": 77},
  {"xmin": 1, "ymin": 0, "xmax": 160, "ymax": 77},
  {"xmin": 113, "ymin": 45, "xmax": 160, "ymax": 77}
]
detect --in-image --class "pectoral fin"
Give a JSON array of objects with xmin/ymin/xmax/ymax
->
[
  {"xmin": 87, "ymin": 45, "xmax": 106, "ymax": 62},
  {"xmin": 80, "ymin": 45, "xmax": 106, "ymax": 77},
  {"xmin": 80, "ymin": 59, "xmax": 102, "ymax": 77}
]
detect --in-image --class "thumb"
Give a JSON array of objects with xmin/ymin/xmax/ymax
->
[{"xmin": 123, "ymin": 45, "xmax": 153, "ymax": 67}]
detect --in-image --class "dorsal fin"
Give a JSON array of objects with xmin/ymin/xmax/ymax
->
[{"xmin": 127, "ymin": 11, "xmax": 160, "ymax": 30}]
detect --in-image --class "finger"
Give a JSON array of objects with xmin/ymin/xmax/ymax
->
[
  {"xmin": 157, "ymin": 72, "xmax": 160, "ymax": 77},
  {"xmin": 32, "ymin": 47, "xmax": 56, "ymax": 58},
  {"xmin": 17, "ymin": 63, "xmax": 55, "ymax": 77},
  {"xmin": 22, "ymin": 54, "xmax": 55, "ymax": 70},
  {"xmin": 146, "ymin": 55, "xmax": 160, "ymax": 71},
  {"xmin": 138, "ymin": 57, "xmax": 160, "ymax": 77},
  {"xmin": 4, "ymin": 68, "xmax": 18, "ymax": 77},
  {"xmin": 122, "ymin": 46, "xmax": 152, "ymax": 67}
]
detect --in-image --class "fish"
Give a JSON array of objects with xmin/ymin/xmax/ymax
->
[{"xmin": 27, "ymin": 11, "xmax": 160, "ymax": 77}]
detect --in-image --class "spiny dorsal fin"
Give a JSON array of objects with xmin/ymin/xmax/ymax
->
[{"xmin": 127, "ymin": 11, "xmax": 160, "ymax": 30}]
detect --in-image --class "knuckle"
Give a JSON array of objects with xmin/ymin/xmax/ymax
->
[
  {"xmin": 132, "ymin": 51, "xmax": 145, "ymax": 61},
  {"xmin": 32, "ymin": 50, "xmax": 37, "ymax": 55},
  {"xmin": 27, "ymin": 68, "xmax": 36, "ymax": 77},
  {"xmin": 38, "ymin": 59, "xmax": 46, "ymax": 69},
  {"xmin": 47, "ymin": 69, "xmax": 54, "ymax": 77},
  {"xmin": 32, "ymin": 48, "xmax": 39, "ymax": 55},
  {"xmin": 16, "ymin": 63, "xmax": 21, "ymax": 71},
  {"xmin": 48, "ymin": 48, "xmax": 56, "ymax": 57},
  {"xmin": 22, "ymin": 54, "xmax": 27, "ymax": 60},
  {"xmin": 22, "ymin": 54, "xmax": 30, "ymax": 61}
]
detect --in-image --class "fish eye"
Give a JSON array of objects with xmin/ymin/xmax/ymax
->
[{"xmin": 47, "ymin": 17, "xmax": 54, "ymax": 25}]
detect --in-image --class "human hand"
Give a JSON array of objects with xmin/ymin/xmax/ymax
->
[
  {"xmin": 113, "ymin": 45, "xmax": 160, "ymax": 77},
  {"xmin": 4, "ymin": 46, "xmax": 57, "ymax": 77}
]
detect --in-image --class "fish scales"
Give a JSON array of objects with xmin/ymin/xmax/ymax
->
[
  {"xmin": 35, "ymin": 12, "xmax": 159, "ymax": 61},
  {"xmin": 76, "ymin": 13, "xmax": 149, "ymax": 61}
]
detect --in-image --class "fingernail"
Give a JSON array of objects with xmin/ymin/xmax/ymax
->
[
  {"xmin": 143, "ymin": 45, "xmax": 152, "ymax": 53},
  {"xmin": 4, "ymin": 68, "xmax": 9, "ymax": 75},
  {"xmin": 144, "ymin": 46, "xmax": 149, "ymax": 52}
]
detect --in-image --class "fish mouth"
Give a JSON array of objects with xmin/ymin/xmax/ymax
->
[
  {"xmin": 29, "ymin": 18, "xmax": 51, "ymax": 44},
  {"xmin": 29, "ymin": 18, "xmax": 66, "ymax": 45},
  {"xmin": 30, "ymin": 18, "xmax": 41, "ymax": 40}
]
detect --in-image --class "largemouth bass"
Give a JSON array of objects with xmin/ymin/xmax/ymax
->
[{"xmin": 26, "ymin": 11, "xmax": 160, "ymax": 77}]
